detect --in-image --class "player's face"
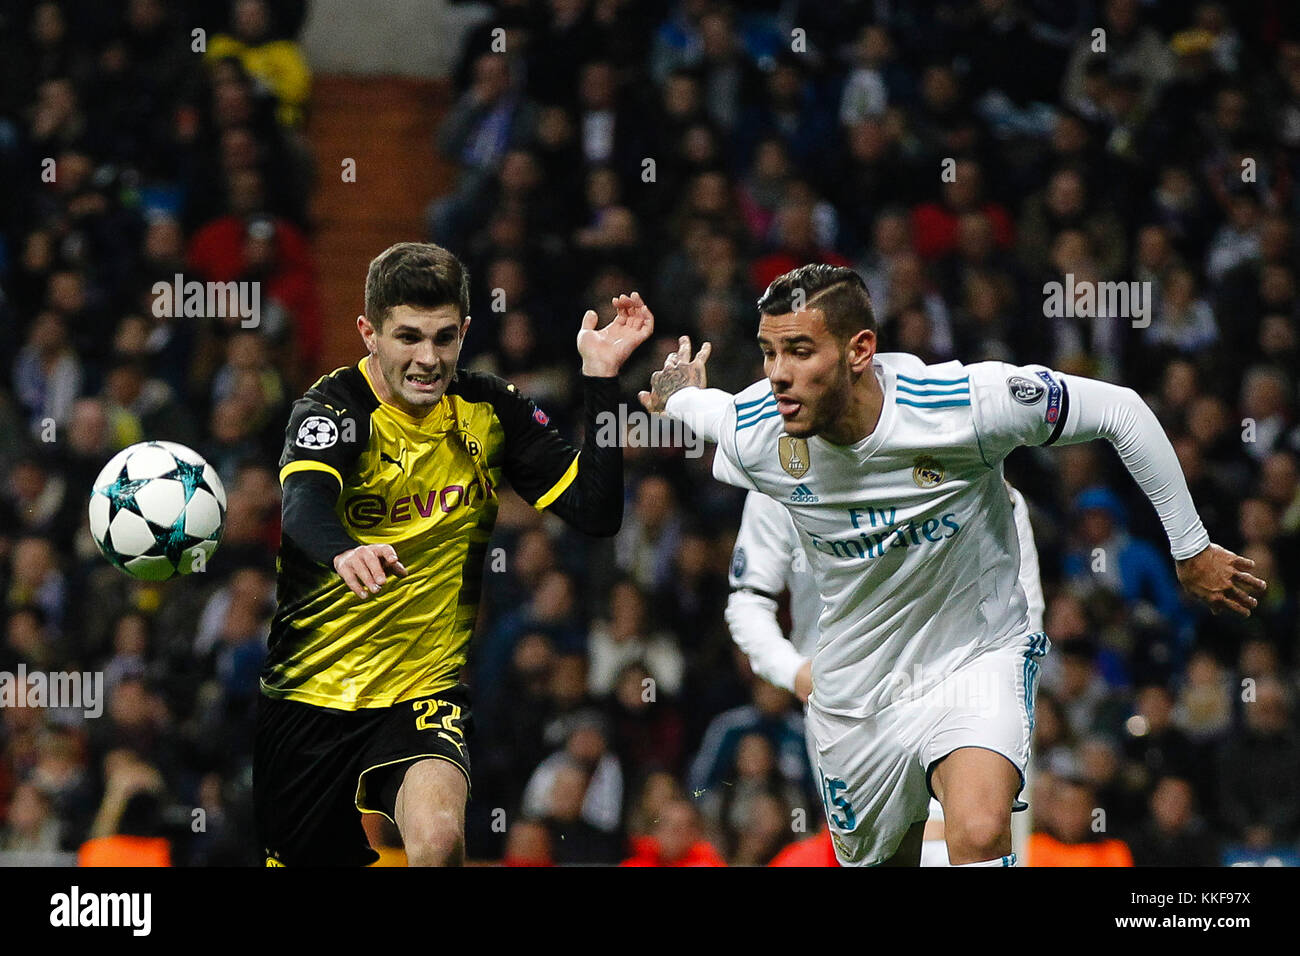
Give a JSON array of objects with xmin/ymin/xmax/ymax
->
[
  {"xmin": 758, "ymin": 309, "xmax": 854, "ymax": 438},
  {"xmin": 358, "ymin": 304, "xmax": 469, "ymax": 416}
]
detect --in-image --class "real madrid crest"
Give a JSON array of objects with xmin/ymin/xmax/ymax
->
[
  {"xmin": 778, "ymin": 436, "xmax": 811, "ymax": 478},
  {"xmin": 912, "ymin": 455, "xmax": 944, "ymax": 488}
]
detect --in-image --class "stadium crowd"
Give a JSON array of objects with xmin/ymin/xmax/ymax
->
[{"xmin": 1, "ymin": 0, "xmax": 1299, "ymax": 866}]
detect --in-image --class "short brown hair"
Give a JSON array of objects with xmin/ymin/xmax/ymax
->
[
  {"xmin": 757, "ymin": 263, "xmax": 876, "ymax": 341},
  {"xmin": 364, "ymin": 242, "xmax": 470, "ymax": 328}
]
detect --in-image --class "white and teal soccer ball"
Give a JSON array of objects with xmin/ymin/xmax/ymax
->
[{"xmin": 88, "ymin": 441, "xmax": 227, "ymax": 580}]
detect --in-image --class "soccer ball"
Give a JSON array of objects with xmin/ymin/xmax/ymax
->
[{"xmin": 89, "ymin": 441, "xmax": 227, "ymax": 580}]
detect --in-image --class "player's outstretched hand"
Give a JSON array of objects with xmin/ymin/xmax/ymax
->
[
  {"xmin": 334, "ymin": 543, "xmax": 408, "ymax": 599},
  {"xmin": 638, "ymin": 335, "xmax": 712, "ymax": 414},
  {"xmin": 1175, "ymin": 543, "xmax": 1267, "ymax": 616},
  {"xmin": 576, "ymin": 290, "xmax": 655, "ymax": 377}
]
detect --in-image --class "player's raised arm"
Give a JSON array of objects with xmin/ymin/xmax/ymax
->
[
  {"xmin": 971, "ymin": 364, "xmax": 1267, "ymax": 617},
  {"xmin": 577, "ymin": 291, "xmax": 655, "ymax": 378},
  {"xmin": 503, "ymin": 292, "xmax": 654, "ymax": 537}
]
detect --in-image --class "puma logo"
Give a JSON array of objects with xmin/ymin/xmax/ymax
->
[{"xmin": 379, "ymin": 451, "xmax": 403, "ymax": 471}]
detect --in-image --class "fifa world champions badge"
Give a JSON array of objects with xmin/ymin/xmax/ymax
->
[{"xmin": 779, "ymin": 435, "xmax": 811, "ymax": 478}]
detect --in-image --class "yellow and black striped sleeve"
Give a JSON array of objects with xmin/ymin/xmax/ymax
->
[{"xmin": 492, "ymin": 374, "xmax": 625, "ymax": 537}]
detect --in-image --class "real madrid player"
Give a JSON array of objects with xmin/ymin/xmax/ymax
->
[
  {"xmin": 641, "ymin": 263, "xmax": 1265, "ymax": 867},
  {"xmin": 255, "ymin": 242, "xmax": 652, "ymax": 866},
  {"xmin": 727, "ymin": 480, "xmax": 1044, "ymax": 866}
]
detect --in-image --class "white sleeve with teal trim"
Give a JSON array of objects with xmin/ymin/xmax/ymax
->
[
  {"xmin": 969, "ymin": 362, "xmax": 1210, "ymax": 561},
  {"xmin": 663, "ymin": 383, "xmax": 764, "ymax": 492}
]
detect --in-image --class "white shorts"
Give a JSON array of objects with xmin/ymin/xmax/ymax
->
[{"xmin": 808, "ymin": 632, "xmax": 1049, "ymax": 866}]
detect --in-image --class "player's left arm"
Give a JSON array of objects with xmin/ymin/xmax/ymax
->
[
  {"xmin": 726, "ymin": 492, "xmax": 811, "ymax": 699},
  {"xmin": 500, "ymin": 293, "xmax": 653, "ymax": 536},
  {"xmin": 972, "ymin": 365, "xmax": 1266, "ymax": 616}
]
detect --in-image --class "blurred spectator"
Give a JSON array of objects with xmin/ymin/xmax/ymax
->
[
  {"xmin": 13, "ymin": 312, "xmax": 82, "ymax": 436},
  {"xmin": 522, "ymin": 712, "xmax": 623, "ymax": 839},
  {"xmin": 1026, "ymin": 772, "xmax": 1135, "ymax": 866},
  {"xmin": 620, "ymin": 798, "xmax": 725, "ymax": 867},
  {"xmin": 502, "ymin": 818, "xmax": 553, "ymax": 867},
  {"xmin": 535, "ymin": 760, "xmax": 624, "ymax": 865},
  {"xmin": 1062, "ymin": 0, "xmax": 1175, "ymax": 114},
  {"xmin": 78, "ymin": 751, "xmax": 171, "ymax": 866},
  {"xmin": 587, "ymin": 579, "xmax": 684, "ymax": 697},
  {"xmin": 206, "ymin": 0, "xmax": 311, "ymax": 127},
  {"xmin": 1042, "ymin": 639, "xmax": 1130, "ymax": 739},
  {"xmin": 913, "ymin": 159, "xmax": 1015, "ymax": 264},
  {"xmin": 1215, "ymin": 677, "xmax": 1300, "ymax": 849},
  {"xmin": 1122, "ymin": 684, "xmax": 1201, "ymax": 792},
  {"xmin": 1063, "ymin": 487, "xmax": 1192, "ymax": 647},
  {"xmin": 688, "ymin": 681, "xmax": 812, "ymax": 800},
  {"xmin": 1127, "ymin": 776, "xmax": 1220, "ymax": 866},
  {"xmin": 614, "ymin": 475, "xmax": 684, "ymax": 595},
  {"xmin": 700, "ymin": 731, "xmax": 804, "ymax": 864},
  {"xmin": 607, "ymin": 661, "xmax": 686, "ymax": 778},
  {"xmin": 0, "ymin": 782, "xmax": 61, "ymax": 853}
]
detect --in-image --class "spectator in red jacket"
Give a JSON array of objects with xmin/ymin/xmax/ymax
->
[
  {"xmin": 187, "ymin": 213, "xmax": 322, "ymax": 372},
  {"xmin": 910, "ymin": 158, "xmax": 1014, "ymax": 261},
  {"xmin": 752, "ymin": 195, "xmax": 851, "ymax": 293},
  {"xmin": 621, "ymin": 799, "xmax": 725, "ymax": 866},
  {"xmin": 768, "ymin": 827, "xmax": 838, "ymax": 867}
]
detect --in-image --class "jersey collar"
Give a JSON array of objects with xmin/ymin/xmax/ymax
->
[{"xmin": 359, "ymin": 355, "xmax": 453, "ymax": 430}]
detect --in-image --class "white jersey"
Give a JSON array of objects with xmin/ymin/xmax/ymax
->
[
  {"xmin": 726, "ymin": 482, "xmax": 1044, "ymax": 699},
  {"xmin": 669, "ymin": 352, "xmax": 1207, "ymax": 719}
]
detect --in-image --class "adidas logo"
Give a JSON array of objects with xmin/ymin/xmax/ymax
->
[{"xmin": 790, "ymin": 483, "xmax": 819, "ymax": 503}]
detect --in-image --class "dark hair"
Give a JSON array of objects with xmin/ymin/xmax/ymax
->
[
  {"xmin": 364, "ymin": 242, "xmax": 470, "ymax": 328},
  {"xmin": 756, "ymin": 263, "xmax": 876, "ymax": 340}
]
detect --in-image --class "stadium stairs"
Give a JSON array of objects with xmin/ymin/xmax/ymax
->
[{"xmin": 307, "ymin": 75, "xmax": 452, "ymax": 373}]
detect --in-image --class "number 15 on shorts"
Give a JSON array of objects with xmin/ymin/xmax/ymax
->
[{"xmin": 819, "ymin": 770, "xmax": 856, "ymax": 830}]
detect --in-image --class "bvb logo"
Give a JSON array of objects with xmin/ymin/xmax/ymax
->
[
  {"xmin": 779, "ymin": 436, "xmax": 810, "ymax": 479},
  {"xmin": 912, "ymin": 455, "xmax": 945, "ymax": 488},
  {"xmin": 463, "ymin": 434, "xmax": 482, "ymax": 457}
]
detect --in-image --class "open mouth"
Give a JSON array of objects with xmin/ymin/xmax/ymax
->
[
  {"xmin": 776, "ymin": 397, "xmax": 802, "ymax": 417},
  {"xmin": 405, "ymin": 371, "xmax": 441, "ymax": 393}
]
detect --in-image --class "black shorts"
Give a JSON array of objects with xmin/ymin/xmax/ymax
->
[{"xmin": 254, "ymin": 684, "xmax": 473, "ymax": 866}]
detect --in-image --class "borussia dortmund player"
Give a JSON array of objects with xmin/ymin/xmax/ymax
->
[{"xmin": 255, "ymin": 242, "xmax": 652, "ymax": 866}]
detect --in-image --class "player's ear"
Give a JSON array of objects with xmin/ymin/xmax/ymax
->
[
  {"xmin": 358, "ymin": 314, "xmax": 377, "ymax": 353},
  {"xmin": 846, "ymin": 328, "xmax": 876, "ymax": 373},
  {"xmin": 459, "ymin": 314, "xmax": 472, "ymax": 341}
]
